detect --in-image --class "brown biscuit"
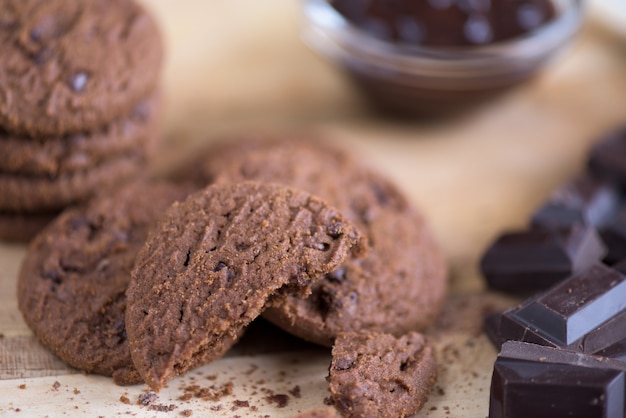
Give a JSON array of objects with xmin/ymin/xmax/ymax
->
[
  {"xmin": 0, "ymin": 152, "xmax": 147, "ymax": 212},
  {"xmin": 0, "ymin": 96, "xmax": 160, "ymax": 177},
  {"xmin": 126, "ymin": 181, "xmax": 366, "ymax": 390},
  {"xmin": 0, "ymin": 0, "xmax": 162, "ymax": 136},
  {"xmin": 17, "ymin": 180, "xmax": 193, "ymax": 385},
  {"xmin": 180, "ymin": 137, "xmax": 448, "ymax": 346},
  {"xmin": 0, "ymin": 210, "xmax": 59, "ymax": 243},
  {"xmin": 328, "ymin": 331, "xmax": 437, "ymax": 418}
]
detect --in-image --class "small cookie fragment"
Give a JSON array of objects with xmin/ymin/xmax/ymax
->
[
  {"xmin": 126, "ymin": 181, "xmax": 366, "ymax": 390},
  {"xmin": 328, "ymin": 331, "xmax": 436, "ymax": 418},
  {"xmin": 17, "ymin": 180, "xmax": 193, "ymax": 384}
]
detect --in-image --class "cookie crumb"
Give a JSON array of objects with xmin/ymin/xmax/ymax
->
[
  {"xmin": 52, "ymin": 381, "xmax": 61, "ymax": 391},
  {"xmin": 138, "ymin": 391, "xmax": 158, "ymax": 406},
  {"xmin": 148, "ymin": 404, "xmax": 177, "ymax": 412},
  {"xmin": 181, "ymin": 410, "xmax": 193, "ymax": 417},
  {"xmin": 192, "ymin": 382, "xmax": 234, "ymax": 401},
  {"xmin": 233, "ymin": 400, "xmax": 249, "ymax": 408},
  {"xmin": 265, "ymin": 394, "xmax": 289, "ymax": 408},
  {"xmin": 119, "ymin": 396, "xmax": 131, "ymax": 405},
  {"xmin": 18, "ymin": 384, "xmax": 26, "ymax": 390},
  {"xmin": 73, "ymin": 388, "xmax": 80, "ymax": 395},
  {"xmin": 179, "ymin": 393, "xmax": 193, "ymax": 401},
  {"xmin": 244, "ymin": 364, "xmax": 258, "ymax": 376},
  {"xmin": 289, "ymin": 385, "xmax": 301, "ymax": 398}
]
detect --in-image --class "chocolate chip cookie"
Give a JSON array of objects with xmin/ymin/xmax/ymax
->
[
  {"xmin": 126, "ymin": 181, "xmax": 367, "ymax": 390},
  {"xmin": 0, "ymin": 152, "xmax": 146, "ymax": 212},
  {"xmin": 328, "ymin": 331, "xmax": 437, "ymax": 418},
  {"xmin": 17, "ymin": 180, "xmax": 193, "ymax": 385},
  {"xmin": 0, "ymin": 0, "xmax": 162, "ymax": 136},
  {"xmin": 0, "ymin": 209, "xmax": 59, "ymax": 243},
  {"xmin": 180, "ymin": 137, "xmax": 448, "ymax": 346},
  {"xmin": 0, "ymin": 95, "xmax": 160, "ymax": 177}
]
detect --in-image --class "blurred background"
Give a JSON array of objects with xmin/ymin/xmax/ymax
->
[{"xmin": 142, "ymin": 0, "xmax": 626, "ymax": 291}]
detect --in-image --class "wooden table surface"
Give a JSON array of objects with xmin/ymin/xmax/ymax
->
[{"xmin": 2, "ymin": 1, "xmax": 626, "ymax": 416}]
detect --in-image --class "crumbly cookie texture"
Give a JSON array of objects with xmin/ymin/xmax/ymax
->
[
  {"xmin": 0, "ymin": 0, "xmax": 162, "ymax": 136},
  {"xmin": 126, "ymin": 181, "xmax": 367, "ymax": 390},
  {"xmin": 17, "ymin": 180, "xmax": 193, "ymax": 385},
  {"xmin": 328, "ymin": 331, "xmax": 437, "ymax": 418},
  {"xmin": 178, "ymin": 137, "xmax": 448, "ymax": 346}
]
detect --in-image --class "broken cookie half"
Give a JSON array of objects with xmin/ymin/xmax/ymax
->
[{"xmin": 126, "ymin": 181, "xmax": 367, "ymax": 390}]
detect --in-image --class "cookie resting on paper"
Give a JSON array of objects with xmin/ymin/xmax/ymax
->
[
  {"xmin": 126, "ymin": 181, "xmax": 367, "ymax": 390},
  {"xmin": 328, "ymin": 331, "xmax": 437, "ymax": 418},
  {"xmin": 17, "ymin": 180, "xmax": 192, "ymax": 385}
]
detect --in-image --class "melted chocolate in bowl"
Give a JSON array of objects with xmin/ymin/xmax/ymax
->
[
  {"xmin": 331, "ymin": 0, "xmax": 557, "ymax": 47},
  {"xmin": 305, "ymin": 0, "xmax": 579, "ymax": 116}
]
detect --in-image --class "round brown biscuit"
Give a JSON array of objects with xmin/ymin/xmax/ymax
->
[
  {"xmin": 126, "ymin": 181, "xmax": 366, "ymax": 390},
  {"xmin": 0, "ymin": 0, "xmax": 162, "ymax": 136},
  {"xmin": 181, "ymin": 137, "xmax": 448, "ymax": 346},
  {"xmin": 0, "ymin": 210, "xmax": 60, "ymax": 243},
  {"xmin": 0, "ymin": 152, "xmax": 148, "ymax": 212},
  {"xmin": 264, "ymin": 203, "xmax": 447, "ymax": 346},
  {"xmin": 17, "ymin": 180, "xmax": 194, "ymax": 385},
  {"xmin": 328, "ymin": 331, "xmax": 437, "ymax": 418},
  {"xmin": 0, "ymin": 96, "xmax": 160, "ymax": 177}
]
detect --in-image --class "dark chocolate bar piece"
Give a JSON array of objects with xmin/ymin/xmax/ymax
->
[
  {"xmin": 514, "ymin": 263, "xmax": 626, "ymax": 345},
  {"xmin": 600, "ymin": 211, "xmax": 626, "ymax": 265},
  {"xmin": 498, "ymin": 340, "xmax": 626, "ymax": 371},
  {"xmin": 612, "ymin": 259, "xmax": 626, "ymax": 276},
  {"xmin": 486, "ymin": 307, "xmax": 626, "ymax": 361},
  {"xmin": 595, "ymin": 338, "xmax": 626, "ymax": 362},
  {"xmin": 531, "ymin": 175, "xmax": 620, "ymax": 230},
  {"xmin": 484, "ymin": 264, "xmax": 626, "ymax": 357},
  {"xmin": 483, "ymin": 312, "xmax": 506, "ymax": 348},
  {"xmin": 480, "ymin": 225, "xmax": 606, "ymax": 293},
  {"xmin": 588, "ymin": 127, "xmax": 626, "ymax": 189},
  {"xmin": 490, "ymin": 341, "xmax": 626, "ymax": 418}
]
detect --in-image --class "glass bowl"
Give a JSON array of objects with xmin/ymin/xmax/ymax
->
[{"xmin": 302, "ymin": 0, "xmax": 584, "ymax": 116}]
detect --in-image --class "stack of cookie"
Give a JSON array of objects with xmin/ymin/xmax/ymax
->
[{"xmin": 0, "ymin": 0, "xmax": 163, "ymax": 242}]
